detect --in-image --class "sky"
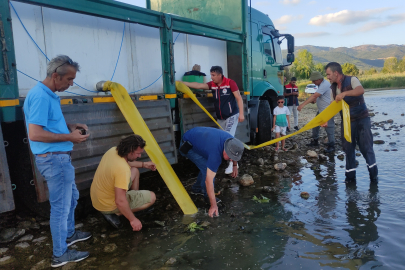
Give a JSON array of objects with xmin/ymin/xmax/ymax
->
[{"xmin": 115, "ymin": 0, "xmax": 405, "ymax": 48}]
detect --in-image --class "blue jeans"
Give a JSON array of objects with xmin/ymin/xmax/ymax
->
[
  {"xmin": 312, "ymin": 111, "xmax": 335, "ymax": 144},
  {"xmin": 179, "ymin": 140, "xmax": 214, "ymax": 197},
  {"xmin": 341, "ymin": 117, "xmax": 378, "ymax": 180},
  {"xmin": 35, "ymin": 153, "xmax": 78, "ymax": 257}
]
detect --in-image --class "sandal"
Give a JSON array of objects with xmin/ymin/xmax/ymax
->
[
  {"xmin": 282, "ymin": 148, "xmax": 288, "ymax": 152},
  {"xmin": 275, "ymin": 147, "xmax": 279, "ymax": 152}
]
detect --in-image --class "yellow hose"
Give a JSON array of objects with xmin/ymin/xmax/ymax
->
[
  {"xmin": 103, "ymin": 81, "xmax": 198, "ymax": 215},
  {"xmin": 175, "ymin": 81, "xmax": 351, "ymax": 150}
]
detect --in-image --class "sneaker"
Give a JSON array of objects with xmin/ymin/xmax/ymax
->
[
  {"xmin": 294, "ymin": 126, "xmax": 299, "ymax": 131},
  {"xmin": 225, "ymin": 162, "xmax": 239, "ymax": 174},
  {"xmin": 306, "ymin": 139, "xmax": 319, "ymax": 147},
  {"xmin": 190, "ymin": 189, "xmax": 205, "ymax": 196},
  {"xmin": 51, "ymin": 249, "xmax": 89, "ymax": 268},
  {"xmin": 67, "ymin": 230, "xmax": 92, "ymax": 247},
  {"xmin": 204, "ymin": 196, "xmax": 222, "ymax": 204},
  {"xmin": 102, "ymin": 214, "xmax": 122, "ymax": 229}
]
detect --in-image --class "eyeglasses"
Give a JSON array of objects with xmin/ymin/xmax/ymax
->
[
  {"xmin": 278, "ymin": 101, "xmax": 284, "ymax": 104},
  {"xmin": 53, "ymin": 59, "xmax": 73, "ymax": 74}
]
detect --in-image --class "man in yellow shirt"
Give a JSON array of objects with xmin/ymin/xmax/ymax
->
[{"xmin": 90, "ymin": 135, "xmax": 156, "ymax": 230}]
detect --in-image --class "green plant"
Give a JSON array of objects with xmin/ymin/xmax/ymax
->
[
  {"xmin": 252, "ymin": 195, "xmax": 270, "ymax": 203},
  {"xmin": 187, "ymin": 222, "xmax": 204, "ymax": 232}
]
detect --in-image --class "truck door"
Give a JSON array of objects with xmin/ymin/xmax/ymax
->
[
  {"xmin": 250, "ymin": 22, "xmax": 263, "ymax": 86},
  {"xmin": 260, "ymin": 24, "xmax": 276, "ymax": 81}
]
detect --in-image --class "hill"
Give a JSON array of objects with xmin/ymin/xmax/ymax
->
[{"xmin": 283, "ymin": 44, "xmax": 405, "ymax": 71}]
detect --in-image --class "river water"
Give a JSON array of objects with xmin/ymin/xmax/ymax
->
[{"xmin": 104, "ymin": 90, "xmax": 405, "ymax": 270}]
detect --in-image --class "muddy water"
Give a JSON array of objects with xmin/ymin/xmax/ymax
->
[{"xmin": 90, "ymin": 89, "xmax": 403, "ymax": 270}]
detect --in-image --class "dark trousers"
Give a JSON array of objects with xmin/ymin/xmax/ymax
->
[{"xmin": 341, "ymin": 117, "xmax": 378, "ymax": 180}]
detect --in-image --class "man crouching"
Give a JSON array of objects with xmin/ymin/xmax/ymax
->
[{"xmin": 90, "ymin": 135, "xmax": 156, "ymax": 230}]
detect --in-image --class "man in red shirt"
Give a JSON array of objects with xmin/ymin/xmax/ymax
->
[
  {"xmin": 179, "ymin": 66, "xmax": 244, "ymax": 176},
  {"xmin": 284, "ymin": 77, "xmax": 300, "ymax": 131}
]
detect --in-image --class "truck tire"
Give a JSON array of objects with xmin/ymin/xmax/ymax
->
[{"xmin": 256, "ymin": 100, "xmax": 273, "ymax": 144}]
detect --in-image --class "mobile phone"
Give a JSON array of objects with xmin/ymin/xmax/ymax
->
[{"xmin": 76, "ymin": 127, "xmax": 87, "ymax": 135}]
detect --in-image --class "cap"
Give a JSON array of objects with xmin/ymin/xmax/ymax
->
[
  {"xmin": 310, "ymin": 71, "xmax": 323, "ymax": 81},
  {"xmin": 224, "ymin": 138, "xmax": 244, "ymax": 161}
]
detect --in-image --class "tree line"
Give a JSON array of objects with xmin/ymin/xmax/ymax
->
[{"xmin": 286, "ymin": 49, "xmax": 405, "ymax": 81}]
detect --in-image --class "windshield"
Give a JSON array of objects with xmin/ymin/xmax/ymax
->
[{"xmin": 273, "ymin": 37, "xmax": 283, "ymax": 65}]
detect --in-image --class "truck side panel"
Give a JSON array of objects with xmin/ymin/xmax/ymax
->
[
  {"xmin": 179, "ymin": 96, "xmax": 249, "ymax": 143},
  {"xmin": 27, "ymin": 99, "xmax": 176, "ymax": 202},
  {"xmin": 0, "ymin": 124, "xmax": 15, "ymax": 212}
]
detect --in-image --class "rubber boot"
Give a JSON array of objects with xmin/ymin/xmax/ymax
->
[
  {"xmin": 324, "ymin": 143, "xmax": 335, "ymax": 153},
  {"xmin": 306, "ymin": 139, "xmax": 318, "ymax": 146}
]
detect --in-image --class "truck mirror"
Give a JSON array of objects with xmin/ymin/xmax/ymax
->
[
  {"xmin": 287, "ymin": 53, "xmax": 294, "ymax": 63},
  {"xmin": 286, "ymin": 35, "xmax": 294, "ymax": 54}
]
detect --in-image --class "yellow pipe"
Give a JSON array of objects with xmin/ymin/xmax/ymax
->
[
  {"xmin": 103, "ymin": 81, "xmax": 198, "ymax": 215},
  {"xmin": 175, "ymin": 81, "xmax": 351, "ymax": 150}
]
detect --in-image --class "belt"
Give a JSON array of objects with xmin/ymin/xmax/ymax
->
[{"xmin": 36, "ymin": 151, "xmax": 71, "ymax": 157}]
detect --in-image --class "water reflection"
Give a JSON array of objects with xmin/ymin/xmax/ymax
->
[{"xmin": 344, "ymin": 183, "xmax": 380, "ymax": 262}]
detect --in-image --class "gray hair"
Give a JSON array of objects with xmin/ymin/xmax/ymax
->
[
  {"xmin": 46, "ymin": 55, "xmax": 80, "ymax": 78},
  {"xmin": 325, "ymin": 62, "xmax": 343, "ymax": 75}
]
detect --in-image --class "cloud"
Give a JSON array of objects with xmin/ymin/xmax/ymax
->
[
  {"xmin": 274, "ymin": 14, "xmax": 303, "ymax": 25},
  {"xmin": 256, "ymin": 1, "xmax": 270, "ymax": 6},
  {"xmin": 279, "ymin": 0, "xmax": 301, "ymax": 5},
  {"xmin": 308, "ymin": 1, "xmax": 316, "ymax": 5},
  {"xmin": 294, "ymin": 31, "xmax": 330, "ymax": 38},
  {"xmin": 309, "ymin": 8, "xmax": 393, "ymax": 26},
  {"xmin": 356, "ymin": 12, "xmax": 405, "ymax": 32}
]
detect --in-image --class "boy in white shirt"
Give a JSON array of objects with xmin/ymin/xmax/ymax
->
[{"xmin": 272, "ymin": 96, "xmax": 291, "ymax": 151}]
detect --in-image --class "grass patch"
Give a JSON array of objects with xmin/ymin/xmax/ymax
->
[{"xmin": 359, "ymin": 73, "xmax": 405, "ymax": 89}]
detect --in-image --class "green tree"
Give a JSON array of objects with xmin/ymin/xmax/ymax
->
[
  {"xmin": 342, "ymin": 63, "xmax": 359, "ymax": 76},
  {"xmin": 290, "ymin": 49, "xmax": 314, "ymax": 80},
  {"xmin": 364, "ymin": 68, "xmax": 377, "ymax": 75},
  {"xmin": 397, "ymin": 56, "xmax": 405, "ymax": 72},
  {"xmin": 381, "ymin": 57, "xmax": 398, "ymax": 74},
  {"xmin": 314, "ymin": 63, "xmax": 326, "ymax": 76}
]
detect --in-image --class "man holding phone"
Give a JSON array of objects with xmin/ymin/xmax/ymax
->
[{"xmin": 179, "ymin": 127, "xmax": 244, "ymax": 217}]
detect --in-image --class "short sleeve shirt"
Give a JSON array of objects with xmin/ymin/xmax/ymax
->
[
  {"xmin": 90, "ymin": 147, "xmax": 132, "ymax": 212},
  {"xmin": 273, "ymin": 106, "xmax": 290, "ymax": 127},
  {"xmin": 183, "ymin": 127, "xmax": 233, "ymax": 172},
  {"xmin": 330, "ymin": 77, "xmax": 362, "ymax": 101},
  {"xmin": 315, "ymin": 79, "xmax": 331, "ymax": 112},
  {"xmin": 23, "ymin": 82, "xmax": 73, "ymax": 154}
]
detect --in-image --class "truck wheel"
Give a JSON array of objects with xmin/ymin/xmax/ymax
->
[{"xmin": 256, "ymin": 100, "xmax": 273, "ymax": 144}]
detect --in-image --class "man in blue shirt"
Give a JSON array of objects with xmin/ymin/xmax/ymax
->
[
  {"xmin": 23, "ymin": 55, "xmax": 91, "ymax": 267},
  {"xmin": 179, "ymin": 127, "xmax": 244, "ymax": 217}
]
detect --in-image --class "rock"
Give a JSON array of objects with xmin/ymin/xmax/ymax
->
[
  {"xmin": 356, "ymin": 153, "xmax": 361, "ymax": 156},
  {"xmin": 256, "ymin": 158, "xmax": 264, "ymax": 166},
  {"xmin": 318, "ymin": 154, "xmax": 328, "ymax": 161},
  {"xmin": 373, "ymin": 140, "xmax": 385, "ymax": 144},
  {"xmin": 387, "ymin": 119, "xmax": 394, "ymax": 123},
  {"xmin": 61, "ymin": 263, "xmax": 77, "ymax": 270},
  {"xmin": 369, "ymin": 112, "xmax": 375, "ymax": 117},
  {"xmin": 18, "ymin": 234, "xmax": 33, "ymax": 242},
  {"xmin": 244, "ymin": 212, "xmax": 254, "ymax": 216},
  {"xmin": 39, "ymin": 221, "xmax": 49, "ymax": 226},
  {"xmin": 382, "ymin": 112, "xmax": 388, "ymax": 115},
  {"xmin": 373, "ymin": 132, "xmax": 380, "ymax": 136},
  {"xmin": 273, "ymin": 156, "xmax": 279, "ymax": 162},
  {"xmin": 30, "ymin": 259, "xmax": 47, "ymax": 270},
  {"xmin": 337, "ymin": 154, "xmax": 345, "ymax": 161},
  {"xmin": 292, "ymin": 143, "xmax": 298, "ymax": 150},
  {"xmin": 0, "ymin": 228, "xmax": 25, "ymax": 244},
  {"xmin": 17, "ymin": 221, "xmax": 32, "ymax": 230},
  {"xmin": 264, "ymin": 146, "xmax": 271, "ymax": 151},
  {"xmin": 263, "ymin": 171, "xmax": 272, "ymax": 176},
  {"xmin": 239, "ymin": 174, "xmax": 254, "ymax": 186},
  {"xmin": 30, "ymin": 223, "xmax": 40, "ymax": 230},
  {"xmin": 165, "ymin": 204, "xmax": 173, "ymax": 211},
  {"xmin": 300, "ymin": 192, "xmax": 310, "ymax": 199},
  {"xmin": 392, "ymin": 149, "xmax": 398, "ymax": 151},
  {"xmin": 274, "ymin": 163, "xmax": 287, "ymax": 171},
  {"xmin": 32, "ymin": 236, "xmax": 47, "ymax": 243},
  {"xmin": 306, "ymin": 150, "xmax": 318, "ymax": 158},
  {"xmin": 389, "ymin": 142, "xmax": 396, "ymax": 145},
  {"xmin": 263, "ymin": 186, "xmax": 274, "ymax": 193},
  {"xmin": 0, "ymin": 248, "xmax": 8, "ymax": 254},
  {"xmin": 109, "ymin": 233, "xmax": 119, "ymax": 238},
  {"xmin": 87, "ymin": 217, "xmax": 99, "ymax": 225},
  {"xmin": 165, "ymin": 257, "xmax": 177, "ymax": 265},
  {"xmin": 200, "ymin": 221, "xmax": 211, "ymax": 227},
  {"xmin": 15, "ymin": 242, "xmax": 30, "ymax": 249},
  {"xmin": 155, "ymin": 221, "xmax": 165, "ymax": 227},
  {"xmin": 104, "ymin": 243, "xmax": 117, "ymax": 253},
  {"xmin": 74, "ymin": 223, "xmax": 83, "ymax": 229},
  {"xmin": 121, "ymin": 262, "xmax": 128, "ymax": 266},
  {"xmin": 384, "ymin": 149, "xmax": 390, "ymax": 152},
  {"xmin": 0, "ymin": 256, "xmax": 14, "ymax": 266},
  {"xmin": 401, "ymin": 113, "xmax": 404, "ymax": 116}
]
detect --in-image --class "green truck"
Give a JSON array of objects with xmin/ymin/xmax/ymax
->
[{"xmin": 0, "ymin": 0, "xmax": 294, "ymax": 215}]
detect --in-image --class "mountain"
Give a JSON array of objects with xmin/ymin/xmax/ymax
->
[{"xmin": 283, "ymin": 44, "xmax": 405, "ymax": 71}]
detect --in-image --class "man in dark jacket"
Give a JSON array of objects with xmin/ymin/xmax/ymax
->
[{"xmin": 325, "ymin": 62, "xmax": 378, "ymax": 183}]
